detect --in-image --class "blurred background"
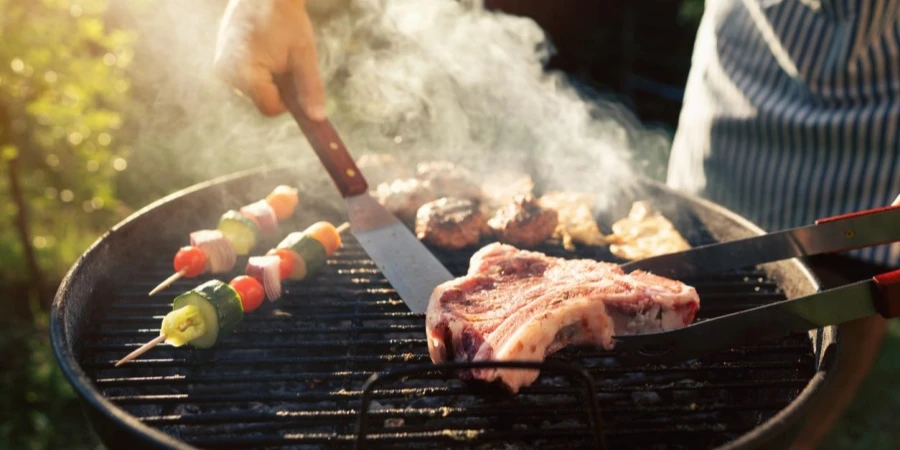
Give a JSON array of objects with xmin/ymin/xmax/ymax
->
[{"xmin": 1, "ymin": 0, "xmax": 896, "ymax": 448}]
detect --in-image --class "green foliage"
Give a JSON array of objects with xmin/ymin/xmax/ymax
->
[
  {"xmin": 0, "ymin": 0, "xmax": 137, "ymax": 283},
  {"xmin": 1, "ymin": 311, "xmax": 102, "ymax": 450},
  {"xmin": 819, "ymin": 320, "xmax": 900, "ymax": 450},
  {"xmin": 678, "ymin": 0, "xmax": 705, "ymax": 26}
]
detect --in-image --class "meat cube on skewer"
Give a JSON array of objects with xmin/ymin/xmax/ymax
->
[
  {"xmin": 487, "ymin": 194, "xmax": 558, "ymax": 248},
  {"xmin": 426, "ymin": 243, "xmax": 700, "ymax": 393},
  {"xmin": 415, "ymin": 197, "xmax": 487, "ymax": 250}
]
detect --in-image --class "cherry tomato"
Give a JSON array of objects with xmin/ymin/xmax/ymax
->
[
  {"xmin": 173, "ymin": 246, "xmax": 207, "ymax": 278},
  {"xmin": 274, "ymin": 248, "xmax": 296, "ymax": 280},
  {"xmin": 266, "ymin": 185, "xmax": 299, "ymax": 220},
  {"xmin": 229, "ymin": 275, "xmax": 265, "ymax": 313},
  {"xmin": 306, "ymin": 221, "xmax": 341, "ymax": 256}
]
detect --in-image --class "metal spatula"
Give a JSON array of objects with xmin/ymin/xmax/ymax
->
[{"xmin": 276, "ymin": 77, "xmax": 453, "ymax": 314}]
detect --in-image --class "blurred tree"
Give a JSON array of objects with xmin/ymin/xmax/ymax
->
[
  {"xmin": 0, "ymin": 0, "xmax": 138, "ymax": 316},
  {"xmin": 679, "ymin": 0, "xmax": 704, "ymax": 25}
]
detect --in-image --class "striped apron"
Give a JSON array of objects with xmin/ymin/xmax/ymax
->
[{"xmin": 666, "ymin": 0, "xmax": 900, "ymax": 266}]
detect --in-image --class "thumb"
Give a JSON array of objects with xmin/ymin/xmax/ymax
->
[{"xmin": 289, "ymin": 24, "xmax": 327, "ymax": 121}]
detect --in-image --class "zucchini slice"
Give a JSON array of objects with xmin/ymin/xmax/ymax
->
[
  {"xmin": 278, "ymin": 232, "xmax": 327, "ymax": 277},
  {"xmin": 172, "ymin": 280, "xmax": 244, "ymax": 348},
  {"xmin": 218, "ymin": 210, "xmax": 259, "ymax": 255}
]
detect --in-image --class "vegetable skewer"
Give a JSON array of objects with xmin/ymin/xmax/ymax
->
[
  {"xmin": 148, "ymin": 185, "xmax": 301, "ymax": 296},
  {"xmin": 116, "ymin": 221, "xmax": 349, "ymax": 366}
]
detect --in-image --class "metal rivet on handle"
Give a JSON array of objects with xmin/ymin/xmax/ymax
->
[
  {"xmin": 329, "ymin": 142, "xmax": 339, "ymax": 150},
  {"xmin": 346, "ymin": 169, "xmax": 356, "ymax": 177},
  {"xmin": 845, "ymin": 230, "xmax": 855, "ymax": 238}
]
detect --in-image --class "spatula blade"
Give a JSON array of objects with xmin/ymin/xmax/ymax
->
[{"xmin": 346, "ymin": 194, "xmax": 454, "ymax": 314}]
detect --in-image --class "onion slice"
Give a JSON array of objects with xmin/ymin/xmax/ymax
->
[
  {"xmin": 190, "ymin": 230, "xmax": 237, "ymax": 273},
  {"xmin": 240, "ymin": 200, "xmax": 279, "ymax": 237},
  {"xmin": 247, "ymin": 255, "xmax": 282, "ymax": 301}
]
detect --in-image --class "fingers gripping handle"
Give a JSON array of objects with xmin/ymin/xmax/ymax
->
[
  {"xmin": 274, "ymin": 75, "xmax": 368, "ymax": 197},
  {"xmin": 874, "ymin": 269, "xmax": 900, "ymax": 319}
]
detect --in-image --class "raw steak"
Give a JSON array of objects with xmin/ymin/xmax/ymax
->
[{"xmin": 425, "ymin": 243, "xmax": 700, "ymax": 393}]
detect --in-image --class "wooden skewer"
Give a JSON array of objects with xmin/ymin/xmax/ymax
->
[
  {"xmin": 149, "ymin": 268, "xmax": 188, "ymax": 296},
  {"xmin": 115, "ymin": 334, "xmax": 167, "ymax": 367},
  {"xmin": 126, "ymin": 220, "xmax": 351, "ymax": 365}
]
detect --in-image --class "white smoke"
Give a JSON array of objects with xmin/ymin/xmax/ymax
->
[{"xmin": 124, "ymin": 0, "xmax": 666, "ymax": 211}]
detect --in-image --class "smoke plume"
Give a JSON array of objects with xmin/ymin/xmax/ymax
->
[{"xmin": 125, "ymin": 0, "xmax": 667, "ymax": 212}]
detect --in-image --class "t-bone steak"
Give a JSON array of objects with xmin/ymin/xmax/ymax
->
[{"xmin": 425, "ymin": 243, "xmax": 700, "ymax": 393}]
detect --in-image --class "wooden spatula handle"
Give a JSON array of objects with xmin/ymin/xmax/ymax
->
[{"xmin": 274, "ymin": 75, "xmax": 368, "ymax": 197}]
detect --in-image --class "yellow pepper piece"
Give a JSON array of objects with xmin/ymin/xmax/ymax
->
[{"xmin": 160, "ymin": 305, "xmax": 208, "ymax": 347}]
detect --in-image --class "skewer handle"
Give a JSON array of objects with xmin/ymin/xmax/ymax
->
[
  {"xmin": 149, "ymin": 269, "xmax": 187, "ymax": 296},
  {"xmin": 115, "ymin": 334, "xmax": 168, "ymax": 367},
  {"xmin": 336, "ymin": 222, "xmax": 350, "ymax": 234}
]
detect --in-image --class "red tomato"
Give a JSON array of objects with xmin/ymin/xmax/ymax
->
[
  {"xmin": 229, "ymin": 276, "xmax": 265, "ymax": 313},
  {"xmin": 274, "ymin": 248, "xmax": 296, "ymax": 280},
  {"xmin": 173, "ymin": 246, "xmax": 207, "ymax": 278}
]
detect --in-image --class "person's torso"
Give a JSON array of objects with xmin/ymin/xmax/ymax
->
[{"xmin": 667, "ymin": 0, "xmax": 900, "ymax": 266}]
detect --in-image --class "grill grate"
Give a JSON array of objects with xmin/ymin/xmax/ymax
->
[{"xmin": 80, "ymin": 228, "xmax": 816, "ymax": 450}]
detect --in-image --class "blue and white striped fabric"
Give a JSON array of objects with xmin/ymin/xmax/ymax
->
[{"xmin": 667, "ymin": 0, "xmax": 900, "ymax": 266}]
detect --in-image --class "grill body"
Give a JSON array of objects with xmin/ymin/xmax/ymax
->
[{"xmin": 51, "ymin": 165, "xmax": 836, "ymax": 450}]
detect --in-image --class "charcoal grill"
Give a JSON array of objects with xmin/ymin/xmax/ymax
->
[{"xmin": 51, "ymin": 164, "xmax": 836, "ymax": 450}]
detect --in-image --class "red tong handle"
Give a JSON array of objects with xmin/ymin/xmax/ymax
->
[
  {"xmin": 874, "ymin": 269, "xmax": 900, "ymax": 318},
  {"xmin": 274, "ymin": 75, "xmax": 368, "ymax": 198},
  {"xmin": 815, "ymin": 204, "xmax": 900, "ymax": 224}
]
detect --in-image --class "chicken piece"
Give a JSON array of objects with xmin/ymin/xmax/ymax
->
[
  {"xmin": 371, "ymin": 178, "xmax": 437, "ymax": 222},
  {"xmin": 415, "ymin": 197, "xmax": 487, "ymax": 250},
  {"xmin": 538, "ymin": 191, "xmax": 606, "ymax": 250},
  {"xmin": 487, "ymin": 194, "xmax": 558, "ymax": 248},
  {"xmin": 607, "ymin": 201, "xmax": 691, "ymax": 260},
  {"xmin": 426, "ymin": 243, "xmax": 700, "ymax": 393},
  {"xmin": 416, "ymin": 160, "xmax": 483, "ymax": 200},
  {"xmin": 355, "ymin": 152, "xmax": 412, "ymax": 185}
]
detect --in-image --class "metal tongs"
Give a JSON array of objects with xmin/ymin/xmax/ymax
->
[{"xmin": 612, "ymin": 196, "xmax": 900, "ymax": 365}]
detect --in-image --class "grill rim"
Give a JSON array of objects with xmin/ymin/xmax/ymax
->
[{"xmin": 50, "ymin": 164, "xmax": 836, "ymax": 450}]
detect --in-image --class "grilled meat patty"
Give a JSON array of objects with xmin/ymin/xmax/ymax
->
[
  {"xmin": 371, "ymin": 178, "xmax": 437, "ymax": 222},
  {"xmin": 479, "ymin": 171, "xmax": 535, "ymax": 216},
  {"xmin": 487, "ymin": 194, "xmax": 558, "ymax": 248},
  {"xmin": 415, "ymin": 197, "xmax": 487, "ymax": 250},
  {"xmin": 426, "ymin": 243, "xmax": 701, "ymax": 393},
  {"xmin": 416, "ymin": 160, "xmax": 483, "ymax": 200}
]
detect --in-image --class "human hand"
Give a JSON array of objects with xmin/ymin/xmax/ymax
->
[{"xmin": 214, "ymin": 0, "xmax": 326, "ymax": 120}]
